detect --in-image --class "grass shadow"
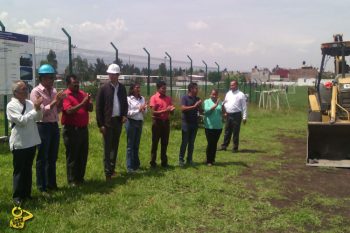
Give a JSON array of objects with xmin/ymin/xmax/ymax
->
[
  {"xmin": 25, "ymin": 165, "xmax": 174, "ymax": 208},
  {"xmin": 213, "ymin": 161, "xmax": 249, "ymax": 167},
  {"xmin": 238, "ymin": 149, "xmax": 267, "ymax": 153}
]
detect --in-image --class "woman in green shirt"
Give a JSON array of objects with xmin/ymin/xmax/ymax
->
[{"xmin": 203, "ymin": 89, "xmax": 223, "ymax": 166}]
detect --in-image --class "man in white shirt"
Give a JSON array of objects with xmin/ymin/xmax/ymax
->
[
  {"xmin": 219, "ymin": 80, "xmax": 247, "ymax": 152},
  {"xmin": 96, "ymin": 64, "xmax": 128, "ymax": 181},
  {"xmin": 7, "ymin": 81, "xmax": 43, "ymax": 205}
]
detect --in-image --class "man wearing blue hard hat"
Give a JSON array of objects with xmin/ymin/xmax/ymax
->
[{"xmin": 30, "ymin": 64, "xmax": 66, "ymax": 194}]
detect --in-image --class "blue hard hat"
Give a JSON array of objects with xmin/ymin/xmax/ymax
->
[{"xmin": 38, "ymin": 64, "xmax": 56, "ymax": 75}]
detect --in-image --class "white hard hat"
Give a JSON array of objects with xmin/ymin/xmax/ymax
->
[{"xmin": 106, "ymin": 64, "xmax": 120, "ymax": 74}]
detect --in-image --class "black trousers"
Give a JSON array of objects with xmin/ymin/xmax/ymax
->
[
  {"xmin": 63, "ymin": 126, "xmax": 89, "ymax": 184},
  {"xmin": 221, "ymin": 112, "xmax": 242, "ymax": 150},
  {"xmin": 103, "ymin": 117, "xmax": 122, "ymax": 176},
  {"xmin": 150, "ymin": 119, "xmax": 170, "ymax": 166},
  {"xmin": 205, "ymin": 128, "xmax": 222, "ymax": 163},
  {"xmin": 12, "ymin": 146, "xmax": 36, "ymax": 200}
]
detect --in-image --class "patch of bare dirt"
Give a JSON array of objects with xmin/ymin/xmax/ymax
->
[{"xmin": 239, "ymin": 135, "xmax": 350, "ymax": 219}]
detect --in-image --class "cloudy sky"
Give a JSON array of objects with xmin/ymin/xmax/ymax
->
[{"xmin": 1, "ymin": 0, "xmax": 350, "ymax": 71}]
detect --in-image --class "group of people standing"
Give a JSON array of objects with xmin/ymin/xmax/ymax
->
[{"xmin": 6, "ymin": 63, "xmax": 247, "ymax": 206}]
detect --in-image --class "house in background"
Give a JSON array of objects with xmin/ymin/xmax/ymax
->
[
  {"xmin": 289, "ymin": 66, "xmax": 318, "ymax": 81},
  {"xmin": 272, "ymin": 65, "xmax": 289, "ymax": 80},
  {"xmin": 250, "ymin": 66, "xmax": 270, "ymax": 82}
]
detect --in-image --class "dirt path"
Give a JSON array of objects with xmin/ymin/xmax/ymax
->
[{"xmin": 240, "ymin": 135, "xmax": 350, "ymax": 220}]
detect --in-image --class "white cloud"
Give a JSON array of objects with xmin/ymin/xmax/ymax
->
[
  {"xmin": 194, "ymin": 42, "xmax": 204, "ymax": 49},
  {"xmin": 34, "ymin": 18, "xmax": 51, "ymax": 28},
  {"xmin": 76, "ymin": 19, "xmax": 127, "ymax": 33},
  {"xmin": 211, "ymin": 42, "xmax": 224, "ymax": 50},
  {"xmin": 266, "ymin": 34, "xmax": 315, "ymax": 47},
  {"xmin": 228, "ymin": 42, "xmax": 263, "ymax": 55},
  {"xmin": 2, "ymin": 16, "xmax": 128, "ymax": 50},
  {"xmin": 16, "ymin": 19, "xmax": 36, "ymax": 34},
  {"xmin": 187, "ymin": 20, "xmax": 208, "ymax": 30},
  {"xmin": 0, "ymin": 11, "xmax": 8, "ymax": 20}
]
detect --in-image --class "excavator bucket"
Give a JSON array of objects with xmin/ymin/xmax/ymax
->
[{"xmin": 307, "ymin": 122, "xmax": 350, "ymax": 167}]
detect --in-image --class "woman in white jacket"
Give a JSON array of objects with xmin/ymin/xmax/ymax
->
[
  {"xmin": 7, "ymin": 81, "xmax": 43, "ymax": 205},
  {"xmin": 125, "ymin": 83, "xmax": 147, "ymax": 173}
]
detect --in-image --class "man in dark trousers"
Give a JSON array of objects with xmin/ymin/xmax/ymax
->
[
  {"xmin": 30, "ymin": 64, "xmax": 66, "ymax": 193},
  {"xmin": 61, "ymin": 74, "xmax": 93, "ymax": 186},
  {"xmin": 219, "ymin": 80, "xmax": 247, "ymax": 152},
  {"xmin": 96, "ymin": 64, "xmax": 128, "ymax": 181},
  {"xmin": 178, "ymin": 82, "xmax": 202, "ymax": 166},
  {"xmin": 149, "ymin": 81, "xmax": 175, "ymax": 168}
]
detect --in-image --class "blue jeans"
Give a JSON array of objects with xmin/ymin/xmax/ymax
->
[
  {"xmin": 125, "ymin": 119, "xmax": 143, "ymax": 171},
  {"xmin": 179, "ymin": 124, "xmax": 198, "ymax": 163},
  {"xmin": 36, "ymin": 122, "xmax": 60, "ymax": 191}
]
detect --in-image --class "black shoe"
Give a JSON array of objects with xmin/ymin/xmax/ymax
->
[
  {"xmin": 217, "ymin": 147, "xmax": 227, "ymax": 151},
  {"xmin": 232, "ymin": 148, "xmax": 238, "ymax": 153},
  {"xmin": 161, "ymin": 163, "xmax": 169, "ymax": 168}
]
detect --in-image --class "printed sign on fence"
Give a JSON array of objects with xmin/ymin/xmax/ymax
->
[{"xmin": 0, "ymin": 31, "xmax": 35, "ymax": 95}]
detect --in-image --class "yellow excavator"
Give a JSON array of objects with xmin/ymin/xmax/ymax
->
[{"xmin": 307, "ymin": 34, "xmax": 350, "ymax": 167}]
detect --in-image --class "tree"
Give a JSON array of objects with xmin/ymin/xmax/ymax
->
[
  {"xmin": 94, "ymin": 58, "xmax": 108, "ymax": 76},
  {"xmin": 224, "ymin": 73, "xmax": 246, "ymax": 89},
  {"xmin": 121, "ymin": 63, "xmax": 141, "ymax": 75},
  {"xmin": 113, "ymin": 58, "xmax": 124, "ymax": 67},
  {"xmin": 40, "ymin": 49, "xmax": 58, "ymax": 70},
  {"xmin": 158, "ymin": 63, "xmax": 166, "ymax": 76},
  {"xmin": 208, "ymin": 71, "xmax": 220, "ymax": 83},
  {"xmin": 65, "ymin": 55, "xmax": 92, "ymax": 81}
]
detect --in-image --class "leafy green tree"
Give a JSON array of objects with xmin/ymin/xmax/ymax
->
[
  {"xmin": 121, "ymin": 63, "xmax": 141, "ymax": 75},
  {"xmin": 40, "ymin": 49, "xmax": 58, "ymax": 69},
  {"xmin": 224, "ymin": 73, "xmax": 246, "ymax": 89},
  {"xmin": 113, "ymin": 58, "xmax": 124, "ymax": 67},
  {"xmin": 65, "ymin": 55, "xmax": 93, "ymax": 81},
  {"xmin": 208, "ymin": 71, "xmax": 220, "ymax": 83},
  {"xmin": 158, "ymin": 63, "xmax": 166, "ymax": 76},
  {"xmin": 94, "ymin": 58, "xmax": 108, "ymax": 76}
]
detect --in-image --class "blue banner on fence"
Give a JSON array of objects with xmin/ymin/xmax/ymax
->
[{"xmin": 0, "ymin": 31, "xmax": 30, "ymax": 43}]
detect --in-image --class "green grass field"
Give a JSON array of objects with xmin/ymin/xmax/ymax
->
[{"xmin": 0, "ymin": 87, "xmax": 349, "ymax": 232}]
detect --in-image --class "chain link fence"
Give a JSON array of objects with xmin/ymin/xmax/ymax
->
[{"xmin": 1, "ymin": 32, "xmax": 220, "ymax": 137}]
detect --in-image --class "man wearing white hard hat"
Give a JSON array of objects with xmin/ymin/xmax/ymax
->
[{"xmin": 96, "ymin": 64, "xmax": 128, "ymax": 181}]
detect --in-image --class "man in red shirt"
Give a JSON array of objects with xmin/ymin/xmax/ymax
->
[
  {"xmin": 149, "ymin": 81, "xmax": 175, "ymax": 168},
  {"xmin": 61, "ymin": 74, "xmax": 93, "ymax": 186}
]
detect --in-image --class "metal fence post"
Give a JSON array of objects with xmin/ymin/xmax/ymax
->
[
  {"xmin": 110, "ymin": 42, "xmax": 119, "ymax": 65},
  {"xmin": 215, "ymin": 62, "xmax": 220, "ymax": 90},
  {"xmin": 187, "ymin": 55, "xmax": 192, "ymax": 83},
  {"xmin": 143, "ymin": 48, "xmax": 150, "ymax": 96},
  {"xmin": 249, "ymin": 81, "xmax": 252, "ymax": 103},
  {"xmin": 202, "ymin": 60, "xmax": 208, "ymax": 96},
  {"xmin": 165, "ymin": 52, "xmax": 172, "ymax": 97},
  {"xmin": 0, "ymin": 21, "xmax": 8, "ymax": 137},
  {"xmin": 0, "ymin": 20, "xmax": 5, "ymax": 32},
  {"xmin": 62, "ymin": 28, "xmax": 72, "ymax": 74}
]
